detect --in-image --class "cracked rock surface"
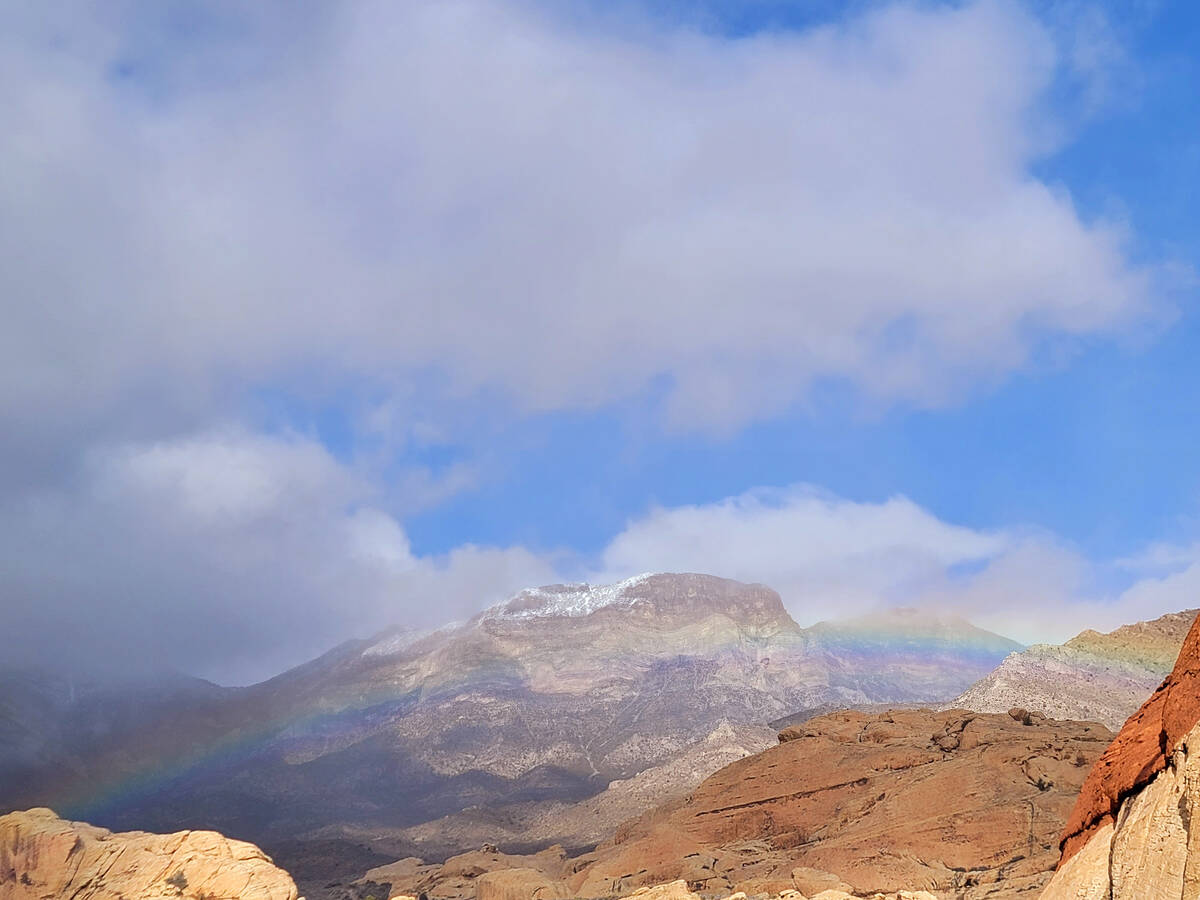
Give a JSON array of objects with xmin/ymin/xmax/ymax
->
[
  {"xmin": 1043, "ymin": 609, "xmax": 1200, "ymax": 899},
  {"xmin": 0, "ymin": 807, "xmax": 298, "ymax": 900},
  {"xmin": 458, "ymin": 708, "xmax": 1111, "ymax": 899}
]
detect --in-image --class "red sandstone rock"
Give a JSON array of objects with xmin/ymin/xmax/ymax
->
[
  {"xmin": 567, "ymin": 708, "xmax": 1110, "ymax": 898},
  {"xmin": 1057, "ymin": 611, "xmax": 1200, "ymax": 865}
]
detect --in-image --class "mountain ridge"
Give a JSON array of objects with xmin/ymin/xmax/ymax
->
[
  {"xmin": 950, "ymin": 608, "xmax": 1198, "ymax": 730},
  {"xmin": 0, "ymin": 572, "xmax": 1021, "ymax": 885}
]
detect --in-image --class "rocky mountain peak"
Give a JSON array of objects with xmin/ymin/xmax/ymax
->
[
  {"xmin": 1063, "ymin": 607, "xmax": 1199, "ymax": 670},
  {"xmin": 485, "ymin": 573, "xmax": 658, "ymax": 619},
  {"xmin": 0, "ymin": 572, "xmax": 1023, "ymax": 886},
  {"xmin": 482, "ymin": 572, "xmax": 796, "ymax": 629}
]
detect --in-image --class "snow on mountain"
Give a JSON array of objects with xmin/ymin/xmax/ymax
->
[{"xmin": 484, "ymin": 573, "xmax": 655, "ymax": 619}]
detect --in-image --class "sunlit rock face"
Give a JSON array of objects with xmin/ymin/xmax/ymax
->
[
  {"xmin": 951, "ymin": 609, "xmax": 1198, "ymax": 731},
  {"xmin": 0, "ymin": 573, "xmax": 1018, "ymax": 876},
  {"xmin": 498, "ymin": 708, "xmax": 1110, "ymax": 899},
  {"xmin": 0, "ymin": 807, "xmax": 297, "ymax": 900},
  {"xmin": 1042, "ymin": 611, "xmax": 1200, "ymax": 900}
]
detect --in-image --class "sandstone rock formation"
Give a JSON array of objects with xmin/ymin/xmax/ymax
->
[
  {"xmin": 363, "ymin": 845, "xmax": 572, "ymax": 900},
  {"xmin": 475, "ymin": 868, "xmax": 567, "ymax": 900},
  {"xmin": 0, "ymin": 574, "xmax": 1019, "ymax": 875},
  {"xmin": 615, "ymin": 885, "xmax": 939, "ymax": 900},
  {"xmin": 952, "ymin": 609, "xmax": 1197, "ymax": 730},
  {"xmin": 0, "ymin": 807, "xmax": 297, "ymax": 900},
  {"xmin": 376, "ymin": 708, "xmax": 1110, "ymax": 899},
  {"xmin": 1042, "ymin": 609, "xmax": 1200, "ymax": 899}
]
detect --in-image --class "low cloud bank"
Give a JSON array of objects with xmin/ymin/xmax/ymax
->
[{"xmin": 4, "ymin": 429, "xmax": 1194, "ymax": 683}]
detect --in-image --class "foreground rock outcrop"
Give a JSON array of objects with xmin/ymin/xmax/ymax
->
[
  {"xmin": 0, "ymin": 808, "xmax": 298, "ymax": 900},
  {"xmin": 951, "ymin": 609, "xmax": 1197, "ymax": 731},
  {"xmin": 568, "ymin": 708, "xmax": 1110, "ymax": 898},
  {"xmin": 1042, "ymin": 609, "xmax": 1200, "ymax": 899}
]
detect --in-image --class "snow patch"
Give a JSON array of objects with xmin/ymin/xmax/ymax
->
[
  {"xmin": 362, "ymin": 627, "xmax": 428, "ymax": 658},
  {"xmin": 486, "ymin": 573, "xmax": 657, "ymax": 619}
]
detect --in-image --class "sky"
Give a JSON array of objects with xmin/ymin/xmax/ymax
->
[{"xmin": 3, "ymin": 0, "xmax": 1200, "ymax": 684}]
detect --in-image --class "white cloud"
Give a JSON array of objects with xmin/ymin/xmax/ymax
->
[
  {"xmin": 0, "ymin": 0, "xmax": 1170, "ymax": 448},
  {"xmin": 0, "ymin": 0, "xmax": 1189, "ymax": 683},
  {"xmin": 595, "ymin": 485, "xmax": 1200, "ymax": 644},
  {"xmin": 6, "ymin": 437, "xmax": 1197, "ymax": 685},
  {"xmin": 598, "ymin": 486, "xmax": 1006, "ymax": 620}
]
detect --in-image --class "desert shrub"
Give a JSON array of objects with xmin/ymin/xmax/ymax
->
[{"xmin": 166, "ymin": 870, "xmax": 188, "ymax": 895}]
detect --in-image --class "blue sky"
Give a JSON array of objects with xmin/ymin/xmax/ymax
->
[
  {"xmin": 416, "ymin": 0, "xmax": 1200, "ymax": 565},
  {"xmin": 4, "ymin": 0, "xmax": 1200, "ymax": 682},
  {"xmin": 395, "ymin": 0, "xmax": 1200, "ymax": 560}
]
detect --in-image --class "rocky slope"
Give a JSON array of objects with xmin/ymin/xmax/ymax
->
[
  {"xmin": 950, "ymin": 609, "xmax": 1197, "ymax": 730},
  {"xmin": 376, "ymin": 707, "xmax": 1111, "ymax": 899},
  {"xmin": 0, "ymin": 807, "xmax": 296, "ymax": 900},
  {"xmin": 0, "ymin": 574, "xmax": 1019, "ymax": 878},
  {"xmin": 1042, "ymin": 609, "xmax": 1200, "ymax": 898},
  {"xmin": 333, "ymin": 721, "xmax": 779, "ymax": 860}
]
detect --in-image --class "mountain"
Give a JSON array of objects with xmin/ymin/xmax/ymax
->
[
  {"xmin": 0, "ymin": 573, "xmax": 1019, "ymax": 880},
  {"xmin": 379, "ymin": 708, "xmax": 1112, "ymax": 899},
  {"xmin": 1043, "ymin": 609, "xmax": 1200, "ymax": 898},
  {"xmin": 950, "ymin": 609, "xmax": 1197, "ymax": 730},
  {"xmin": 0, "ymin": 808, "xmax": 297, "ymax": 900}
]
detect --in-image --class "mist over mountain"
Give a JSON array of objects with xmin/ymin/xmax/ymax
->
[{"xmin": 0, "ymin": 573, "xmax": 1018, "ymax": 876}]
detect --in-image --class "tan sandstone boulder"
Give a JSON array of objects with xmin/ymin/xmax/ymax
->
[
  {"xmin": 370, "ymin": 845, "xmax": 570, "ymax": 900},
  {"xmin": 475, "ymin": 868, "xmax": 568, "ymax": 900},
  {"xmin": 0, "ymin": 808, "xmax": 297, "ymax": 900},
  {"xmin": 619, "ymin": 881, "xmax": 701, "ymax": 900},
  {"xmin": 791, "ymin": 868, "xmax": 855, "ymax": 896}
]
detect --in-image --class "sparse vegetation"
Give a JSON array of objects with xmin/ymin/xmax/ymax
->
[{"xmin": 166, "ymin": 870, "xmax": 188, "ymax": 895}]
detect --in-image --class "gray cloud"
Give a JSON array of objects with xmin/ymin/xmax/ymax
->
[
  {"xmin": 0, "ymin": 0, "xmax": 1181, "ymax": 681},
  {"xmin": 7, "ymin": 441, "xmax": 1191, "ymax": 685},
  {"xmin": 1, "ymin": 429, "xmax": 556, "ymax": 684},
  {"xmin": 0, "ymin": 0, "xmax": 1168, "ymax": 442}
]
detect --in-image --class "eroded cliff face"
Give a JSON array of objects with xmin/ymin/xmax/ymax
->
[
  {"xmin": 1041, "ymin": 719, "xmax": 1200, "ymax": 899},
  {"xmin": 1039, "ymin": 609, "xmax": 1200, "ymax": 900},
  {"xmin": 0, "ymin": 808, "xmax": 297, "ymax": 900}
]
